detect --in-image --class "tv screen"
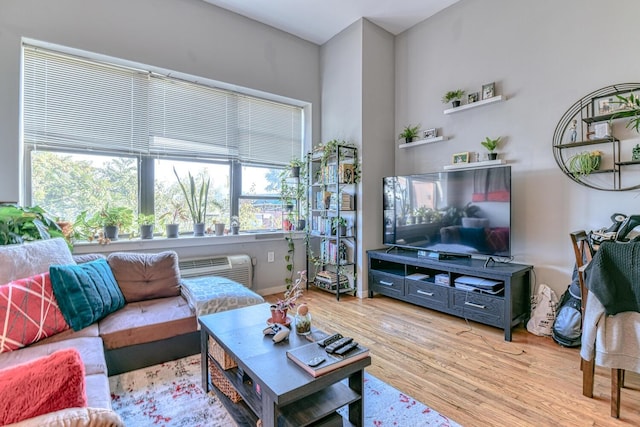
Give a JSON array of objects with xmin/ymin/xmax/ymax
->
[{"xmin": 383, "ymin": 166, "xmax": 511, "ymax": 258}]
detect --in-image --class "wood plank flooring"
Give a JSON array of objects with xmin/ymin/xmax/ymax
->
[{"xmin": 265, "ymin": 288, "xmax": 640, "ymax": 426}]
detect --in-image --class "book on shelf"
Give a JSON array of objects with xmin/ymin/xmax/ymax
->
[
  {"xmin": 406, "ymin": 273, "xmax": 429, "ymax": 280},
  {"xmin": 286, "ymin": 341, "xmax": 369, "ymax": 377}
]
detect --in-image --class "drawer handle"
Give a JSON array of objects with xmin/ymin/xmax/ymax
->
[
  {"xmin": 417, "ymin": 290, "xmax": 434, "ymax": 297},
  {"xmin": 379, "ymin": 280, "xmax": 394, "ymax": 287},
  {"xmin": 464, "ymin": 301, "xmax": 486, "ymax": 309}
]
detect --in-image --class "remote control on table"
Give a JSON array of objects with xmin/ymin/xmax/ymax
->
[
  {"xmin": 333, "ymin": 341, "xmax": 358, "ymax": 356},
  {"xmin": 325, "ymin": 337, "xmax": 353, "ymax": 354},
  {"xmin": 307, "ymin": 356, "xmax": 325, "ymax": 367},
  {"xmin": 318, "ymin": 333, "xmax": 343, "ymax": 348}
]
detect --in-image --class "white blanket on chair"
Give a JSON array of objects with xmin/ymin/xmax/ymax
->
[{"xmin": 580, "ymin": 290, "xmax": 640, "ymax": 373}]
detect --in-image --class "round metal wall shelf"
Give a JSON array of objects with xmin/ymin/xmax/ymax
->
[{"xmin": 553, "ymin": 83, "xmax": 640, "ymax": 191}]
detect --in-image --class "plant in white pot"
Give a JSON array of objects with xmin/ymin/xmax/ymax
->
[{"xmin": 173, "ymin": 167, "xmax": 210, "ymax": 237}]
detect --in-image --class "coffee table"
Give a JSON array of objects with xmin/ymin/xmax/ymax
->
[{"xmin": 199, "ymin": 303, "xmax": 371, "ymax": 426}]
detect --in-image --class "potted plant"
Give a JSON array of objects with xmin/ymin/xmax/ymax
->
[
  {"xmin": 481, "ymin": 136, "xmax": 502, "ymax": 160},
  {"xmin": 270, "ymin": 270, "xmax": 306, "ymax": 325},
  {"xmin": 137, "ymin": 213, "xmax": 155, "ymax": 240},
  {"xmin": 612, "ymin": 92, "xmax": 640, "ymax": 132},
  {"xmin": 94, "ymin": 205, "xmax": 134, "ymax": 241},
  {"xmin": 288, "ymin": 158, "xmax": 305, "ymax": 178},
  {"xmin": 567, "ymin": 150, "xmax": 602, "ymax": 178},
  {"xmin": 173, "ymin": 167, "xmax": 210, "ymax": 236},
  {"xmin": 399, "ymin": 124, "xmax": 421, "ymax": 144},
  {"xmin": 332, "ymin": 216, "xmax": 348, "ymax": 236},
  {"xmin": 159, "ymin": 200, "xmax": 189, "ymax": 238},
  {"xmin": 442, "ymin": 89, "xmax": 466, "ymax": 108},
  {"xmin": 230, "ymin": 216, "xmax": 240, "ymax": 235},
  {"xmin": 0, "ymin": 204, "xmax": 64, "ymax": 246}
]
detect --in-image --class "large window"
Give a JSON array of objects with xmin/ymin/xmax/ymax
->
[{"xmin": 22, "ymin": 43, "xmax": 303, "ymax": 234}]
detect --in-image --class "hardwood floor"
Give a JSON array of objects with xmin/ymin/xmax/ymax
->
[{"xmin": 265, "ymin": 288, "xmax": 640, "ymax": 426}]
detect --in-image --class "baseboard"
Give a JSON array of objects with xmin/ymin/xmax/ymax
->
[{"xmin": 105, "ymin": 331, "xmax": 200, "ymax": 376}]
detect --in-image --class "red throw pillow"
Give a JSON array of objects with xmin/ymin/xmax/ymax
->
[
  {"xmin": 0, "ymin": 273, "xmax": 70, "ymax": 353},
  {"xmin": 0, "ymin": 348, "xmax": 87, "ymax": 424}
]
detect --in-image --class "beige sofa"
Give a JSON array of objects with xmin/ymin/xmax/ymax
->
[{"xmin": 0, "ymin": 238, "xmax": 264, "ymax": 426}]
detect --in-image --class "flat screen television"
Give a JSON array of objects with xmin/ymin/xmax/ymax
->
[{"xmin": 383, "ymin": 165, "xmax": 511, "ymax": 258}]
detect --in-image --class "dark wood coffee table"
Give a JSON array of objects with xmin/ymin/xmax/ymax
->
[{"xmin": 199, "ymin": 303, "xmax": 371, "ymax": 426}]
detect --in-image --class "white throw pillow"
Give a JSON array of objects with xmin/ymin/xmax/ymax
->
[{"xmin": 0, "ymin": 238, "xmax": 75, "ymax": 284}]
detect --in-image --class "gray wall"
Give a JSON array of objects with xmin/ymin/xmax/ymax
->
[
  {"xmin": 0, "ymin": 0, "xmax": 319, "ymax": 294},
  {"xmin": 395, "ymin": 0, "xmax": 640, "ymax": 296}
]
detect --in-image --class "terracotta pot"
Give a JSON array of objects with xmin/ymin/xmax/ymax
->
[{"xmin": 270, "ymin": 306, "xmax": 288, "ymax": 324}]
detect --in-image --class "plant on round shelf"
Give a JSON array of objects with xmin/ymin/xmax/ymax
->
[
  {"xmin": 481, "ymin": 136, "xmax": 502, "ymax": 160},
  {"xmin": 612, "ymin": 92, "xmax": 640, "ymax": 132},
  {"xmin": 567, "ymin": 150, "xmax": 602, "ymax": 178},
  {"xmin": 399, "ymin": 124, "xmax": 421, "ymax": 143},
  {"xmin": 442, "ymin": 89, "xmax": 466, "ymax": 108}
]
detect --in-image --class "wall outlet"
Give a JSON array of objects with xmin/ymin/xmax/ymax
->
[{"xmin": 267, "ymin": 251, "xmax": 275, "ymax": 263}]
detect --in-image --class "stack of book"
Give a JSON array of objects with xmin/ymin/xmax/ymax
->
[{"xmin": 314, "ymin": 271, "xmax": 350, "ymax": 290}]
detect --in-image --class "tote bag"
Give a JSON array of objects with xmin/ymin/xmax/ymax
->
[{"xmin": 526, "ymin": 284, "xmax": 559, "ymax": 336}]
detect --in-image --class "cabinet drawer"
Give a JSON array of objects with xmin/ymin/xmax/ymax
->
[
  {"xmin": 406, "ymin": 280, "xmax": 448, "ymax": 311},
  {"xmin": 451, "ymin": 290, "xmax": 504, "ymax": 328},
  {"xmin": 370, "ymin": 271, "xmax": 404, "ymax": 297}
]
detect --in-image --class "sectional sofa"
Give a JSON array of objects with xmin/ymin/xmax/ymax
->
[{"xmin": 0, "ymin": 238, "xmax": 264, "ymax": 426}]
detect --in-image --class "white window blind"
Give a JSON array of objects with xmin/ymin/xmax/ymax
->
[
  {"xmin": 23, "ymin": 44, "xmax": 303, "ymax": 165},
  {"xmin": 23, "ymin": 46, "xmax": 149, "ymax": 154}
]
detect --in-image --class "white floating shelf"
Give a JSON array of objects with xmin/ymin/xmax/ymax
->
[
  {"xmin": 443, "ymin": 95, "xmax": 506, "ymax": 115},
  {"xmin": 443, "ymin": 159, "xmax": 506, "ymax": 170},
  {"xmin": 399, "ymin": 136, "xmax": 447, "ymax": 149}
]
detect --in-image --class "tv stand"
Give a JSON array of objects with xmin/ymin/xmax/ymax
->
[{"xmin": 367, "ymin": 248, "xmax": 532, "ymax": 341}]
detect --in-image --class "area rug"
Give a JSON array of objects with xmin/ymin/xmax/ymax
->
[{"xmin": 109, "ymin": 355, "xmax": 460, "ymax": 427}]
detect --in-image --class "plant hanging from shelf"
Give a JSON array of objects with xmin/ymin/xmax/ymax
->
[{"xmin": 566, "ymin": 150, "xmax": 602, "ymax": 178}]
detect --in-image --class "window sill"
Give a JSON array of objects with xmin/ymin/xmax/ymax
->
[{"xmin": 71, "ymin": 231, "xmax": 305, "ymax": 254}]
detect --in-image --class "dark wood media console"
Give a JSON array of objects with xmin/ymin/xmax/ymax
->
[{"xmin": 367, "ymin": 248, "xmax": 533, "ymax": 341}]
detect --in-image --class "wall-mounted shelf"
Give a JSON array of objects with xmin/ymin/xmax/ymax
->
[
  {"xmin": 443, "ymin": 95, "xmax": 506, "ymax": 115},
  {"xmin": 398, "ymin": 136, "xmax": 447, "ymax": 149},
  {"xmin": 443, "ymin": 159, "xmax": 506, "ymax": 170}
]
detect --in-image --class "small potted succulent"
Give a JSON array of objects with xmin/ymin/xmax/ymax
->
[
  {"xmin": 481, "ymin": 136, "xmax": 501, "ymax": 160},
  {"xmin": 442, "ymin": 89, "xmax": 466, "ymax": 108},
  {"xmin": 230, "ymin": 216, "xmax": 240, "ymax": 235},
  {"xmin": 399, "ymin": 124, "xmax": 421, "ymax": 144}
]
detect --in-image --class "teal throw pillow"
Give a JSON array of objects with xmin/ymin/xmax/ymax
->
[{"xmin": 49, "ymin": 258, "xmax": 125, "ymax": 331}]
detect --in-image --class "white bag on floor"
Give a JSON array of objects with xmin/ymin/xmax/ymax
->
[{"xmin": 527, "ymin": 284, "xmax": 559, "ymax": 336}]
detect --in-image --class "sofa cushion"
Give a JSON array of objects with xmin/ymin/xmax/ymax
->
[
  {"xmin": 34, "ymin": 323, "xmax": 99, "ymax": 346},
  {"xmin": 107, "ymin": 251, "xmax": 181, "ymax": 302},
  {"xmin": 0, "ymin": 238, "xmax": 75, "ymax": 284},
  {"xmin": 0, "ymin": 273, "xmax": 70, "ymax": 353},
  {"xmin": 6, "ymin": 407, "xmax": 123, "ymax": 427},
  {"xmin": 0, "ymin": 348, "xmax": 86, "ymax": 425},
  {"xmin": 0, "ymin": 336, "xmax": 107, "ymax": 376},
  {"xmin": 50, "ymin": 258, "xmax": 125, "ymax": 331},
  {"xmin": 98, "ymin": 296, "xmax": 195, "ymax": 350}
]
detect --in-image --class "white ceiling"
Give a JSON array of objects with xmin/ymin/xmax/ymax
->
[{"xmin": 202, "ymin": 0, "xmax": 460, "ymax": 45}]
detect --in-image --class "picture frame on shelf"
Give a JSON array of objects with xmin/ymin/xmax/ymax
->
[
  {"xmin": 468, "ymin": 92, "xmax": 479, "ymax": 103},
  {"xmin": 423, "ymin": 128, "xmax": 437, "ymax": 139},
  {"xmin": 482, "ymin": 82, "xmax": 495, "ymax": 100},
  {"xmin": 593, "ymin": 92, "xmax": 632, "ymax": 116},
  {"xmin": 452, "ymin": 152, "xmax": 470, "ymax": 164}
]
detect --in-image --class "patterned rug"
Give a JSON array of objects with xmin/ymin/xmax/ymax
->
[{"xmin": 109, "ymin": 355, "xmax": 460, "ymax": 427}]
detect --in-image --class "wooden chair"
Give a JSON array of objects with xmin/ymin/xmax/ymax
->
[{"xmin": 577, "ymin": 236, "xmax": 638, "ymax": 418}]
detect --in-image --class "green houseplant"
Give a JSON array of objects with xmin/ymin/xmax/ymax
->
[
  {"xmin": 613, "ymin": 92, "xmax": 640, "ymax": 132},
  {"xmin": 94, "ymin": 205, "xmax": 134, "ymax": 241},
  {"xmin": 399, "ymin": 124, "xmax": 421, "ymax": 143},
  {"xmin": 481, "ymin": 136, "xmax": 502, "ymax": 160},
  {"xmin": 137, "ymin": 213, "xmax": 155, "ymax": 240},
  {"xmin": 158, "ymin": 200, "xmax": 189, "ymax": 238},
  {"xmin": 0, "ymin": 204, "xmax": 63, "ymax": 246},
  {"xmin": 173, "ymin": 167, "xmax": 210, "ymax": 236},
  {"xmin": 567, "ymin": 150, "xmax": 602, "ymax": 178},
  {"xmin": 442, "ymin": 89, "xmax": 466, "ymax": 108}
]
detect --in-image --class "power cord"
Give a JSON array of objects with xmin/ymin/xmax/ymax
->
[{"xmin": 456, "ymin": 318, "xmax": 525, "ymax": 356}]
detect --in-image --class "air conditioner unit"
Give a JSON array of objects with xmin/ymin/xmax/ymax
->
[{"xmin": 178, "ymin": 254, "xmax": 252, "ymax": 288}]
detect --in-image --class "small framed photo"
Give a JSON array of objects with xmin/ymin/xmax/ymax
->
[
  {"xmin": 593, "ymin": 93, "xmax": 631, "ymax": 116},
  {"xmin": 482, "ymin": 82, "xmax": 495, "ymax": 100},
  {"xmin": 423, "ymin": 128, "xmax": 437, "ymax": 139},
  {"xmin": 468, "ymin": 92, "xmax": 479, "ymax": 103},
  {"xmin": 452, "ymin": 152, "xmax": 470, "ymax": 164}
]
